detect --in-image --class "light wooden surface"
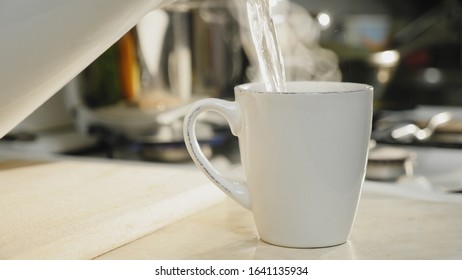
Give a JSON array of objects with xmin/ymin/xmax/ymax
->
[
  {"xmin": 0, "ymin": 159, "xmax": 223, "ymax": 259},
  {"xmin": 1, "ymin": 158, "xmax": 461, "ymax": 260},
  {"xmin": 98, "ymin": 183, "xmax": 462, "ymax": 260}
]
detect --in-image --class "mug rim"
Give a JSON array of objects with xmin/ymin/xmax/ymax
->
[{"xmin": 235, "ymin": 81, "xmax": 373, "ymax": 95}]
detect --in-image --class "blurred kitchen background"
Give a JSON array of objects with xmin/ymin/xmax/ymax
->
[{"xmin": 2, "ymin": 0, "xmax": 462, "ymax": 164}]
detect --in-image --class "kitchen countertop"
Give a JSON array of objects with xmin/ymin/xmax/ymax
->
[
  {"xmin": 97, "ymin": 182, "xmax": 462, "ymax": 260},
  {"xmin": 1, "ymin": 148, "xmax": 461, "ymax": 260},
  {"xmin": 0, "ymin": 157, "xmax": 224, "ymax": 259}
]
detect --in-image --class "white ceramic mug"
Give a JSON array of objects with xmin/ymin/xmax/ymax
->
[{"xmin": 183, "ymin": 81, "xmax": 373, "ymax": 248}]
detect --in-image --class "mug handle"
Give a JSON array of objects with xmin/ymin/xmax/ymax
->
[{"xmin": 183, "ymin": 98, "xmax": 251, "ymax": 210}]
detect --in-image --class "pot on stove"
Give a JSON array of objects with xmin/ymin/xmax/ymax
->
[{"xmin": 64, "ymin": 0, "xmax": 244, "ymax": 160}]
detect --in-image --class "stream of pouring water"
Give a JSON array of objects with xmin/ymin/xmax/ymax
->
[{"xmin": 246, "ymin": 0, "xmax": 287, "ymax": 92}]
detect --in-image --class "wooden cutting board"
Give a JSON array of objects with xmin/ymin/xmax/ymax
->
[{"xmin": 0, "ymin": 159, "xmax": 224, "ymax": 259}]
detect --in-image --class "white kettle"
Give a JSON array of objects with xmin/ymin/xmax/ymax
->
[{"xmin": 0, "ymin": 0, "xmax": 175, "ymax": 138}]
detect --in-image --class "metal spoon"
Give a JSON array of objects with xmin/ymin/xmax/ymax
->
[{"xmin": 391, "ymin": 111, "xmax": 452, "ymax": 143}]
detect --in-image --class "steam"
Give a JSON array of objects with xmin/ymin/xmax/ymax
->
[{"xmin": 229, "ymin": 0, "xmax": 341, "ymax": 82}]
